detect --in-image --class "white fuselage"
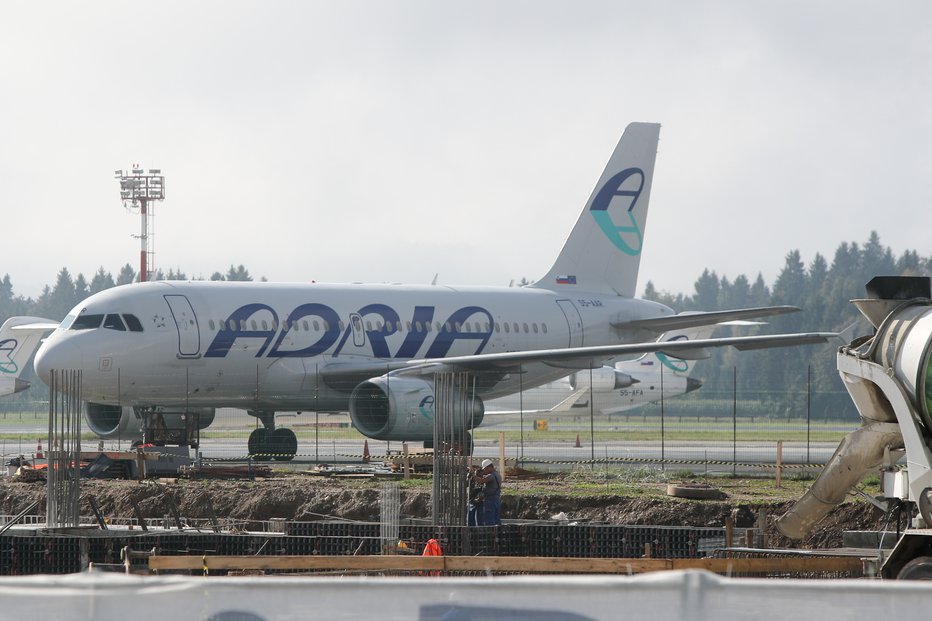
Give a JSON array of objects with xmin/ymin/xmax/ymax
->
[{"xmin": 34, "ymin": 280, "xmax": 674, "ymax": 412}]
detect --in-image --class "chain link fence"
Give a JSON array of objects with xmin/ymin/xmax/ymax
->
[{"xmin": 0, "ymin": 365, "xmax": 858, "ymax": 475}]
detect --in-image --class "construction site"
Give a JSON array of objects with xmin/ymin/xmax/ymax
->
[{"xmin": 5, "ymin": 277, "xmax": 932, "ymax": 617}]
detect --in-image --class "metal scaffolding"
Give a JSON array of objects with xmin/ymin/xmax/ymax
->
[
  {"xmin": 46, "ymin": 369, "xmax": 82, "ymax": 528},
  {"xmin": 431, "ymin": 372, "xmax": 479, "ymax": 526}
]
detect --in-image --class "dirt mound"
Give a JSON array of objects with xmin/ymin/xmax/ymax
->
[{"xmin": 0, "ymin": 474, "xmax": 887, "ymax": 549}]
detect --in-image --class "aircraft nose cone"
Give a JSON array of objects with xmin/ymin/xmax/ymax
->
[
  {"xmin": 686, "ymin": 377, "xmax": 703, "ymax": 393},
  {"xmin": 34, "ymin": 338, "xmax": 82, "ymax": 385}
]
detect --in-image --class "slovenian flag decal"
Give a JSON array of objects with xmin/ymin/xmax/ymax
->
[{"xmin": 556, "ymin": 275, "xmax": 576, "ymax": 285}]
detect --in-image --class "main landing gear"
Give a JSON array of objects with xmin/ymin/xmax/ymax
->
[{"xmin": 248, "ymin": 411, "xmax": 298, "ymax": 462}]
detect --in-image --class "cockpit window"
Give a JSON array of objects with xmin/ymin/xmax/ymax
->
[
  {"xmin": 103, "ymin": 314, "xmax": 126, "ymax": 331},
  {"xmin": 60, "ymin": 314, "xmax": 76, "ymax": 330},
  {"xmin": 71, "ymin": 314, "xmax": 104, "ymax": 330},
  {"xmin": 123, "ymin": 314, "xmax": 143, "ymax": 332}
]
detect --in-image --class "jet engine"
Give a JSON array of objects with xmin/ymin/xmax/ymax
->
[
  {"xmin": 569, "ymin": 367, "xmax": 637, "ymax": 391},
  {"xmin": 348, "ymin": 376, "xmax": 485, "ymax": 441},
  {"xmin": 84, "ymin": 403, "xmax": 215, "ymax": 441}
]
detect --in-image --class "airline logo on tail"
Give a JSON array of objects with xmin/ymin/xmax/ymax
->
[
  {"xmin": 0, "ymin": 339, "xmax": 19, "ymax": 374},
  {"xmin": 655, "ymin": 334, "xmax": 690, "ymax": 373},
  {"xmin": 589, "ymin": 167, "xmax": 646, "ymax": 256}
]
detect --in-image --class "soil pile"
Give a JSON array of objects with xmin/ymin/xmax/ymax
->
[{"xmin": 0, "ymin": 473, "xmax": 888, "ymax": 550}]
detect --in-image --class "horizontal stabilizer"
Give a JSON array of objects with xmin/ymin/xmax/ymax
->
[{"xmin": 613, "ymin": 306, "xmax": 799, "ymax": 333}]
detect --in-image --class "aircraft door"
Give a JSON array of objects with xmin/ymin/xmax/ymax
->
[
  {"xmin": 164, "ymin": 295, "xmax": 201, "ymax": 358},
  {"xmin": 555, "ymin": 299, "xmax": 584, "ymax": 347},
  {"xmin": 350, "ymin": 313, "xmax": 366, "ymax": 348}
]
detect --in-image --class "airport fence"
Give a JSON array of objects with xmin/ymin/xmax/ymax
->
[{"xmin": 0, "ymin": 366, "xmax": 858, "ymax": 474}]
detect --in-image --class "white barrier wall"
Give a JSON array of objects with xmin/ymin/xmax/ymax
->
[{"xmin": 0, "ymin": 570, "xmax": 931, "ymax": 621}]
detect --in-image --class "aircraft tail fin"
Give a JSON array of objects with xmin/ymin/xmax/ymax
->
[
  {"xmin": 617, "ymin": 319, "xmax": 766, "ymax": 375},
  {"xmin": 533, "ymin": 122, "xmax": 661, "ymax": 297},
  {"xmin": 617, "ymin": 324, "xmax": 717, "ymax": 376},
  {"xmin": 0, "ymin": 317, "xmax": 58, "ymax": 394}
]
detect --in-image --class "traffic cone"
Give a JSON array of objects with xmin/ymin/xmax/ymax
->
[
  {"xmin": 574, "ymin": 433, "xmax": 581, "ymax": 448},
  {"xmin": 363, "ymin": 440, "xmax": 370, "ymax": 462},
  {"xmin": 35, "ymin": 440, "xmax": 44, "ymax": 459}
]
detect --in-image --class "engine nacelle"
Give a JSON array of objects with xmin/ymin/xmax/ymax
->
[
  {"xmin": 84, "ymin": 403, "xmax": 215, "ymax": 440},
  {"xmin": 569, "ymin": 367, "xmax": 637, "ymax": 392},
  {"xmin": 85, "ymin": 403, "xmax": 141, "ymax": 440},
  {"xmin": 348, "ymin": 376, "xmax": 485, "ymax": 441}
]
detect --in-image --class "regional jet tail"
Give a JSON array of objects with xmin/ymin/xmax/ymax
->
[
  {"xmin": 486, "ymin": 321, "xmax": 748, "ymax": 416},
  {"xmin": 0, "ymin": 317, "xmax": 58, "ymax": 396},
  {"xmin": 33, "ymin": 122, "xmax": 837, "ymax": 459}
]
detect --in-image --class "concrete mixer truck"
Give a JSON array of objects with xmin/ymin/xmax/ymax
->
[{"xmin": 776, "ymin": 276, "xmax": 932, "ymax": 579}]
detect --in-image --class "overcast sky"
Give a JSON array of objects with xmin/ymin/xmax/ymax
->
[{"xmin": 2, "ymin": 2, "xmax": 930, "ymax": 301}]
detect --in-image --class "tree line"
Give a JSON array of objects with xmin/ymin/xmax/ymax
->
[
  {"xmin": 641, "ymin": 231, "xmax": 930, "ymax": 420},
  {"xmin": 0, "ymin": 264, "xmax": 258, "ymax": 323}
]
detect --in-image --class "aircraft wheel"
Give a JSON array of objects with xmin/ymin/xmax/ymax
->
[
  {"xmin": 248, "ymin": 428, "xmax": 271, "ymax": 461},
  {"xmin": 897, "ymin": 556, "xmax": 932, "ymax": 580},
  {"xmin": 271, "ymin": 428, "xmax": 298, "ymax": 462}
]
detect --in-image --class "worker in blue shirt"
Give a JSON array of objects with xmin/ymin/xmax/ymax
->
[{"xmin": 472, "ymin": 459, "xmax": 502, "ymax": 526}]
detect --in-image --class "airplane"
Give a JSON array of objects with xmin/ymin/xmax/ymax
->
[
  {"xmin": 0, "ymin": 316, "xmax": 58, "ymax": 397},
  {"xmin": 32, "ymin": 122, "xmax": 836, "ymax": 460},
  {"xmin": 484, "ymin": 321, "xmax": 745, "ymax": 416}
]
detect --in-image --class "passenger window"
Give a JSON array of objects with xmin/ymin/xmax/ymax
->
[
  {"xmin": 455, "ymin": 322, "xmax": 462, "ymax": 332},
  {"xmin": 532, "ymin": 323, "xmax": 539, "ymax": 334},
  {"xmin": 123, "ymin": 314, "xmax": 144, "ymax": 332},
  {"xmin": 494, "ymin": 324, "xmax": 500, "ymax": 333},
  {"xmin": 71, "ymin": 314, "xmax": 104, "ymax": 330},
  {"xmin": 208, "ymin": 319, "xmax": 216, "ymax": 331},
  {"xmin": 444, "ymin": 322, "xmax": 451, "ymax": 333},
  {"xmin": 252, "ymin": 320, "xmax": 258, "ymax": 330},
  {"xmin": 504, "ymin": 323, "xmax": 510, "ymax": 334},
  {"xmin": 406, "ymin": 321, "xmax": 412, "ymax": 332},
  {"xmin": 313, "ymin": 320, "xmax": 320, "ymax": 331},
  {"xmin": 523, "ymin": 323, "xmax": 529, "ymax": 333},
  {"xmin": 513, "ymin": 322, "xmax": 519, "ymax": 333},
  {"xmin": 542, "ymin": 323, "xmax": 548, "ymax": 334},
  {"xmin": 103, "ymin": 314, "xmax": 126, "ymax": 331}
]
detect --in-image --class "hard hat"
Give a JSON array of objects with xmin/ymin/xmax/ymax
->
[{"xmin": 481, "ymin": 459, "xmax": 493, "ymax": 469}]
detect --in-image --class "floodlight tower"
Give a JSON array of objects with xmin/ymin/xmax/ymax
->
[{"xmin": 115, "ymin": 167, "xmax": 164, "ymax": 282}]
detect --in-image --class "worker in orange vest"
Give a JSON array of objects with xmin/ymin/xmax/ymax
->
[{"xmin": 422, "ymin": 537, "xmax": 443, "ymax": 575}]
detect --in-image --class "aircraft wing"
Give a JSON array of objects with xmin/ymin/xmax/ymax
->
[
  {"xmin": 397, "ymin": 331, "xmax": 837, "ymax": 375},
  {"xmin": 486, "ymin": 387, "xmax": 591, "ymax": 416},
  {"xmin": 317, "ymin": 330, "xmax": 837, "ymax": 385},
  {"xmin": 612, "ymin": 305, "xmax": 800, "ymax": 333}
]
